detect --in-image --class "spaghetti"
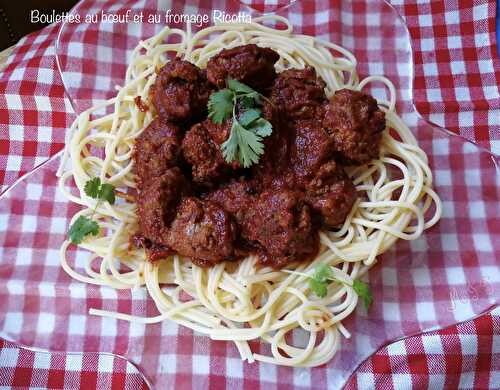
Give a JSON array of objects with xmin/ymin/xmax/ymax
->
[{"xmin": 57, "ymin": 16, "xmax": 441, "ymax": 367}]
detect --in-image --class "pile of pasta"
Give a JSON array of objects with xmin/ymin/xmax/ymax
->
[{"xmin": 58, "ymin": 16, "xmax": 441, "ymax": 367}]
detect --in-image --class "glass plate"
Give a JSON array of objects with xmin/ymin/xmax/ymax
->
[{"xmin": 0, "ymin": 0, "xmax": 498, "ymax": 389}]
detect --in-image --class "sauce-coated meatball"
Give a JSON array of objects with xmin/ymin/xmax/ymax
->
[
  {"xmin": 166, "ymin": 197, "xmax": 237, "ymax": 266},
  {"xmin": 206, "ymin": 44, "xmax": 279, "ymax": 91},
  {"xmin": 324, "ymin": 89, "xmax": 386, "ymax": 165},
  {"xmin": 150, "ymin": 58, "xmax": 212, "ymax": 123},
  {"xmin": 305, "ymin": 161, "xmax": 357, "ymax": 228},
  {"xmin": 270, "ymin": 66, "xmax": 327, "ymax": 120},
  {"xmin": 289, "ymin": 119, "xmax": 334, "ymax": 185},
  {"xmin": 182, "ymin": 119, "xmax": 238, "ymax": 185},
  {"xmin": 205, "ymin": 178, "xmax": 258, "ymax": 226},
  {"xmin": 249, "ymin": 100, "xmax": 289, "ymax": 185},
  {"xmin": 243, "ymin": 190, "xmax": 317, "ymax": 268},
  {"xmin": 135, "ymin": 168, "xmax": 190, "ymax": 241},
  {"xmin": 133, "ymin": 119, "xmax": 182, "ymax": 186}
]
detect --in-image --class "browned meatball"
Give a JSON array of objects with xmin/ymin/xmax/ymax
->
[
  {"xmin": 305, "ymin": 161, "xmax": 357, "ymax": 228},
  {"xmin": 243, "ymin": 190, "xmax": 318, "ymax": 268},
  {"xmin": 133, "ymin": 119, "xmax": 182, "ymax": 186},
  {"xmin": 204, "ymin": 179, "xmax": 263, "ymax": 258},
  {"xmin": 270, "ymin": 67, "xmax": 327, "ymax": 120},
  {"xmin": 182, "ymin": 119, "xmax": 238, "ymax": 185},
  {"xmin": 206, "ymin": 44, "xmax": 279, "ymax": 91},
  {"xmin": 135, "ymin": 168, "xmax": 191, "ymax": 242},
  {"xmin": 166, "ymin": 197, "xmax": 237, "ymax": 266},
  {"xmin": 323, "ymin": 89, "xmax": 386, "ymax": 165},
  {"xmin": 204, "ymin": 178, "xmax": 258, "ymax": 226},
  {"xmin": 250, "ymin": 100, "xmax": 290, "ymax": 187},
  {"xmin": 150, "ymin": 58, "xmax": 212, "ymax": 123},
  {"xmin": 288, "ymin": 120, "xmax": 334, "ymax": 185}
]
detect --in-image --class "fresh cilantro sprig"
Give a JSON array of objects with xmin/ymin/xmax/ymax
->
[
  {"xmin": 207, "ymin": 79, "xmax": 273, "ymax": 168},
  {"xmin": 68, "ymin": 216, "xmax": 99, "ymax": 244},
  {"xmin": 208, "ymin": 89, "xmax": 233, "ymax": 124},
  {"xmin": 84, "ymin": 177, "xmax": 116, "ymax": 205},
  {"xmin": 284, "ymin": 264, "xmax": 373, "ymax": 310},
  {"xmin": 68, "ymin": 177, "xmax": 116, "ymax": 244},
  {"xmin": 352, "ymin": 279, "xmax": 373, "ymax": 310}
]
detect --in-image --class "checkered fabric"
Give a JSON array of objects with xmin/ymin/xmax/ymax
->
[
  {"xmin": 0, "ymin": 23, "xmax": 71, "ymax": 195},
  {"xmin": 347, "ymin": 307, "xmax": 500, "ymax": 389},
  {"xmin": 0, "ymin": 339, "xmax": 149, "ymax": 389},
  {"xmin": 0, "ymin": 0, "xmax": 498, "ymax": 389},
  {"xmin": 392, "ymin": 0, "xmax": 500, "ymax": 154}
]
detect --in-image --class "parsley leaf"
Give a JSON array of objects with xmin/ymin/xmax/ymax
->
[
  {"xmin": 308, "ymin": 263, "xmax": 334, "ymax": 297},
  {"xmin": 248, "ymin": 118, "xmax": 272, "ymax": 137},
  {"xmin": 226, "ymin": 80, "xmax": 261, "ymax": 104},
  {"xmin": 84, "ymin": 177, "xmax": 115, "ymax": 204},
  {"xmin": 208, "ymin": 79, "xmax": 273, "ymax": 167},
  {"xmin": 312, "ymin": 263, "xmax": 334, "ymax": 283},
  {"xmin": 208, "ymin": 89, "xmax": 234, "ymax": 124},
  {"xmin": 84, "ymin": 177, "xmax": 101, "ymax": 199},
  {"xmin": 306, "ymin": 264, "xmax": 373, "ymax": 310},
  {"xmin": 227, "ymin": 79, "xmax": 255, "ymax": 94},
  {"xmin": 99, "ymin": 183, "xmax": 116, "ymax": 205},
  {"xmin": 309, "ymin": 278, "xmax": 328, "ymax": 298},
  {"xmin": 239, "ymin": 108, "xmax": 261, "ymax": 126},
  {"xmin": 69, "ymin": 215, "xmax": 99, "ymax": 244},
  {"xmin": 221, "ymin": 121, "xmax": 265, "ymax": 168},
  {"xmin": 238, "ymin": 125, "xmax": 264, "ymax": 166},
  {"xmin": 69, "ymin": 178, "xmax": 116, "ymax": 245},
  {"xmin": 240, "ymin": 96, "xmax": 257, "ymax": 109},
  {"xmin": 353, "ymin": 280, "xmax": 373, "ymax": 310},
  {"xmin": 221, "ymin": 123, "xmax": 238, "ymax": 163}
]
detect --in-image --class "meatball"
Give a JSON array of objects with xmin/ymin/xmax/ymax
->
[
  {"xmin": 323, "ymin": 89, "xmax": 386, "ymax": 165},
  {"xmin": 182, "ymin": 119, "xmax": 237, "ymax": 185},
  {"xmin": 166, "ymin": 197, "xmax": 237, "ymax": 266},
  {"xmin": 150, "ymin": 58, "xmax": 212, "ymax": 123},
  {"xmin": 204, "ymin": 178, "xmax": 258, "ymax": 226},
  {"xmin": 288, "ymin": 120, "xmax": 334, "ymax": 185},
  {"xmin": 250, "ymin": 100, "xmax": 290, "ymax": 186},
  {"xmin": 243, "ymin": 190, "xmax": 317, "ymax": 268},
  {"xmin": 206, "ymin": 44, "xmax": 279, "ymax": 91},
  {"xmin": 133, "ymin": 119, "xmax": 182, "ymax": 186},
  {"xmin": 305, "ymin": 161, "xmax": 357, "ymax": 228},
  {"xmin": 204, "ymin": 179, "xmax": 262, "ymax": 258},
  {"xmin": 135, "ymin": 168, "xmax": 191, "ymax": 242},
  {"xmin": 270, "ymin": 67, "xmax": 327, "ymax": 120}
]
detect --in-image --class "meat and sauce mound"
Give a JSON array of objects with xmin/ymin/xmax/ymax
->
[{"xmin": 133, "ymin": 45, "xmax": 385, "ymax": 268}]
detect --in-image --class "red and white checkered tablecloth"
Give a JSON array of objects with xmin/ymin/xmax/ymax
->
[
  {"xmin": 0, "ymin": 338, "xmax": 149, "ymax": 389},
  {"xmin": 0, "ymin": 0, "xmax": 498, "ymax": 389}
]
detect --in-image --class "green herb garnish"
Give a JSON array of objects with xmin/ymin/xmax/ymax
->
[
  {"xmin": 68, "ymin": 216, "xmax": 99, "ymax": 244},
  {"xmin": 207, "ymin": 79, "xmax": 273, "ymax": 168},
  {"xmin": 84, "ymin": 177, "xmax": 116, "ymax": 205},
  {"xmin": 68, "ymin": 177, "xmax": 116, "ymax": 244},
  {"xmin": 352, "ymin": 279, "xmax": 373, "ymax": 310},
  {"xmin": 284, "ymin": 263, "xmax": 373, "ymax": 310},
  {"xmin": 207, "ymin": 89, "xmax": 234, "ymax": 124}
]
